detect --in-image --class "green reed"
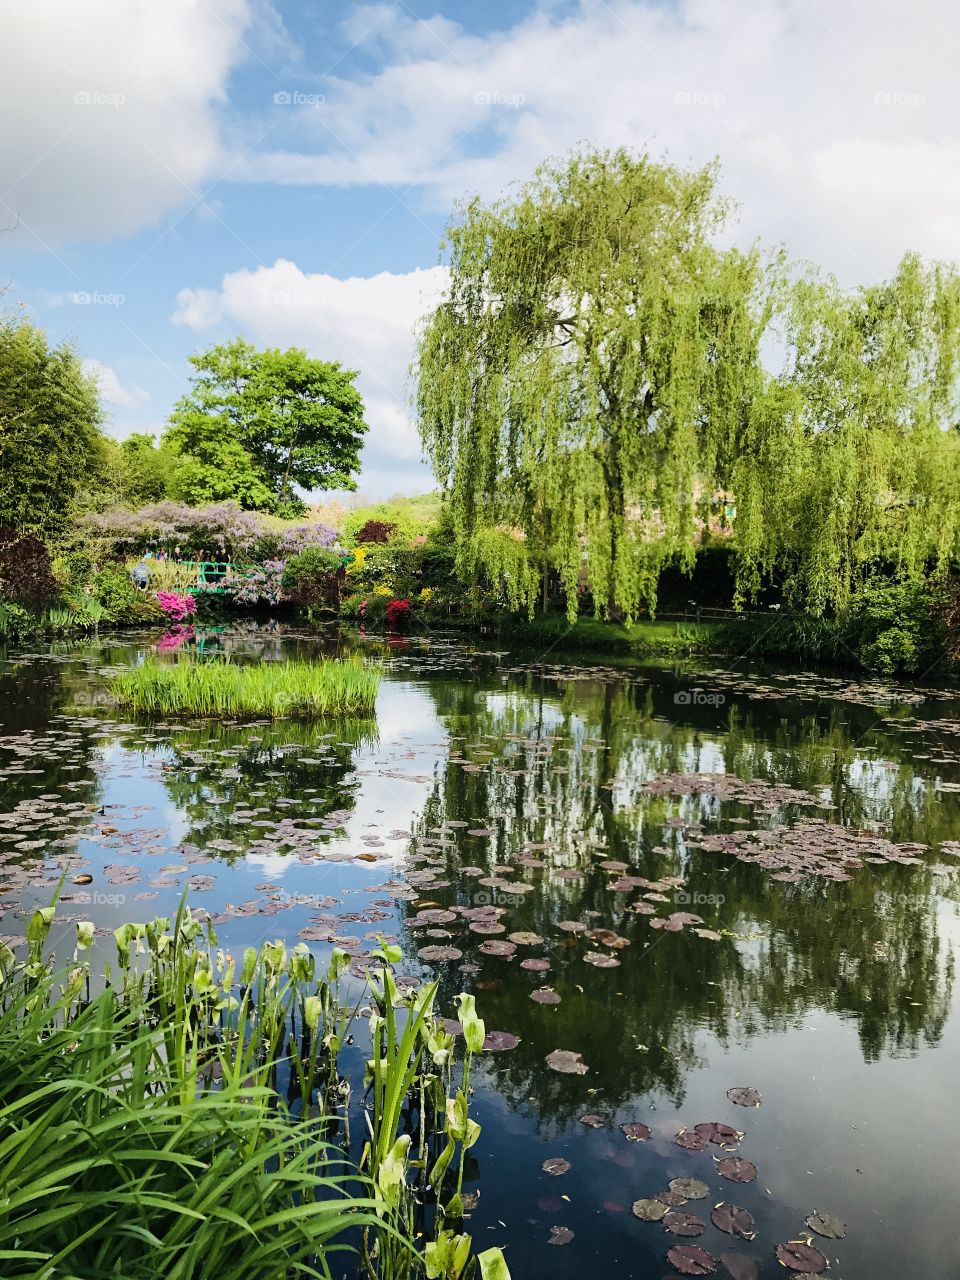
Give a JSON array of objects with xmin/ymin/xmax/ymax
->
[
  {"xmin": 110, "ymin": 655, "xmax": 381, "ymax": 718},
  {"xmin": 0, "ymin": 900, "xmax": 509, "ymax": 1280}
]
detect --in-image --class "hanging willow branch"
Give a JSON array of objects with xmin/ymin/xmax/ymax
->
[{"xmin": 415, "ymin": 148, "xmax": 960, "ymax": 620}]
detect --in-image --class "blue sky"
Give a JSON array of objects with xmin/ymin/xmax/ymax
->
[{"xmin": 2, "ymin": 0, "xmax": 957, "ymax": 496}]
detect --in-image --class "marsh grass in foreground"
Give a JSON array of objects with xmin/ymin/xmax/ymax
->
[
  {"xmin": 0, "ymin": 901, "xmax": 509, "ymax": 1280},
  {"xmin": 111, "ymin": 655, "xmax": 381, "ymax": 718}
]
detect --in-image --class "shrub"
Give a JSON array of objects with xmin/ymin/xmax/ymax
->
[
  {"xmin": 0, "ymin": 530, "xmax": 60, "ymax": 609},
  {"xmin": 281, "ymin": 546, "xmax": 343, "ymax": 609},
  {"xmin": 385, "ymin": 598, "xmax": 411, "ymax": 631},
  {"xmin": 156, "ymin": 591, "xmax": 197, "ymax": 622},
  {"xmin": 224, "ymin": 559, "xmax": 284, "ymax": 606},
  {"xmin": 355, "ymin": 518, "xmax": 395, "ymax": 545},
  {"xmin": 843, "ymin": 575, "xmax": 938, "ymax": 674},
  {"xmin": 93, "ymin": 563, "xmax": 139, "ymax": 622}
]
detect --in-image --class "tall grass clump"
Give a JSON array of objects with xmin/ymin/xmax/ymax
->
[
  {"xmin": 0, "ymin": 900, "xmax": 510, "ymax": 1280},
  {"xmin": 111, "ymin": 655, "xmax": 381, "ymax": 718}
]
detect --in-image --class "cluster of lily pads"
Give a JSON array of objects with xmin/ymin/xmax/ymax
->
[{"xmin": 625, "ymin": 1088, "xmax": 845, "ymax": 1277}]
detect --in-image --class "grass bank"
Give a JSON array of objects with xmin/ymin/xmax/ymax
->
[{"xmin": 111, "ymin": 655, "xmax": 381, "ymax": 718}]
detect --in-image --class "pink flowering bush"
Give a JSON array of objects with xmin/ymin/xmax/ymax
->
[{"xmin": 155, "ymin": 591, "xmax": 197, "ymax": 622}]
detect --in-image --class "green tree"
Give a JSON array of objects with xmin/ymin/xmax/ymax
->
[
  {"xmin": 416, "ymin": 148, "xmax": 779, "ymax": 619},
  {"xmin": 164, "ymin": 338, "xmax": 367, "ymax": 514},
  {"xmin": 0, "ymin": 316, "xmax": 107, "ymax": 536}
]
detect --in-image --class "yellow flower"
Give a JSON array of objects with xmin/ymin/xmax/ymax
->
[
  {"xmin": 419, "ymin": 586, "xmax": 434, "ymax": 601},
  {"xmin": 373, "ymin": 584, "xmax": 392, "ymax": 597},
  {"xmin": 347, "ymin": 547, "xmax": 367, "ymax": 573}
]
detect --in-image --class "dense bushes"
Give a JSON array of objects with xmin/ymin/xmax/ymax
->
[{"xmin": 0, "ymin": 531, "xmax": 60, "ymax": 609}]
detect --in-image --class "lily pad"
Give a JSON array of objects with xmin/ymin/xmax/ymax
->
[
  {"xmin": 632, "ymin": 1198, "xmax": 669, "ymax": 1222},
  {"xmin": 530, "ymin": 988, "xmax": 561, "ymax": 1004},
  {"xmin": 620, "ymin": 1121, "xmax": 652, "ymax": 1142},
  {"xmin": 546, "ymin": 1049, "xmax": 589, "ymax": 1075},
  {"xmin": 717, "ymin": 1157, "xmax": 757, "ymax": 1184},
  {"xmin": 579, "ymin": 1113, "xmax": 605, "ymax": 1128},
  {"xmin": 666, "ymin": 1243, "xmax": 717, "ymax": 1275},
  {"xmin": 804, "ymin": 1210, "xmax": 846, "ymax": 1240},
  {"xmin": 520, "ymin": 957, "xmax": 551, "ymax": 971},
  {"xmin": 676, "ymin": 1129, "xmax": 707, "ymax": 1152},
  {"xmin": 417, "ymin": 945, "xmax": 463, "ymax": 962},
  {"xmin": 710, "ymin": 1204, "xmax": 755, "ymax": 1239},
  {"xmin": 664, "ymin": 1211, "xmax": 706, "ymax": 1237},
  {"xmin": 583, "ymin": 951, "xmax": 620, "ymax": 968},
  {"xmin": 479, "ymin": 939, "xmax": 517, "ymax": 957},
  {"xmin": 669, "ymin": 1178, "xmax": 709, "ymax": 1201},
  {"xmin": 726, "ymin": 1087, "xmax": 762, "ymax": 1108},
  {"xmin": 482, "ymin": 1030, "xmax": 518, "ymax": 1051},
  {"xmin": 548, "ymin": 1225, "xmax": 574, "ymax": 1246},
  {"xmin": 775, "ymin": 1242, "xmax": 828, "ymax": 1273},
  {"xmin": 542, "ymin": 1157, "xmax": 570, "ymax": 1176},
  {"xmin": 695, "ymin": 1122, "xmax": 741, "ymax": 1146}
]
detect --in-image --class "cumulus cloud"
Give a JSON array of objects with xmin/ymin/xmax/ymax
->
[
  {"xmin": 0, "ymin": 0, "xmax": 250, "ymax": 244},
  {"xmin": 172, "ymin": 260, "xmax": 449, "ymax": 488},
  {"xmin": 82, "ymin": 358, "xmax": 149, "ymax": 410},
  {"xmin": 238, "ymin": 0, "xmax": 960, "ymax": 281}
]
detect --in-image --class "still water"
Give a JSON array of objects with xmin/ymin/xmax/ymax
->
[{"xmin": 2, "ymin": 623, "xmax": 960, "ymax": 1279}]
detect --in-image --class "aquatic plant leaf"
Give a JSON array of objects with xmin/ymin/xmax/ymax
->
[
  {"xmin": 775, "ymin": 1241, "xmax": 828, "ymax": 1273},
  {"xmin": 804, "ymin": 1211, "xmax": 846, "ymax": 1239},
  {"xmin": 545, "ymin": 1049, "xmax": 588, "ymax": 1074},
  {"xmin": 664, "ymin": 1211, "xmax": 706, "ymax": 1237},
  {"xmin": 477, "ymin": 1247, "xmax": 512, "ymax": 1280},
  {"xmin": 669, "ymin": 1178, "xmax": 709, "ymax": 1200},
  {"xmin": 483, "ymin": 1030, "xmax": 518, "ymax": 1051},
  {"xmin": 584, "ymin": 951, "xmax": 620, "ymax": 968},
  {"xmin": 632, "ymin": 1198, "xmax": 669, "ymax": 1222},
  {"xmin": 710, "ymin": 1204, "xmax": 755, "ymax": 1238},
  {"xmin": 717, "ymin": 1158, "xmax": 757, "ymax": 1183},
  {"xmin": 542, "ymin": 1157, "xmax": 570, "ymax": 1176},
  {"xmin": 666, "ymin": 1243, "xmax": 717, "ymax": 1274},
  {"xmin": 548, "ymin": 1225, "xmax": 574, "ymax": 1246},
  {"xmin": 579, "ymin": 1113, "xmax": 605, "ymax": 1127},
  {"xmin": 726, "ymin": 1087, "xmax": 762, "ymax": 1108},
  {"xmin": 676, "ymin": 1129, "xmax": 707, "ymax": 1151}
]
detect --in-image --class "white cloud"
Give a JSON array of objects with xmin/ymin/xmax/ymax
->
[
  {"xmin": 238, "ymin": 0, "xmax": 960, "ymax": 282},
  {"xmin": 0, "ymin": 0, "xmax": 250, "ymax": 244},
  {"xmin": 172, "ymin": 259, "xmax": 448, "ymax": 490},
  {"xmin": 82, "ymin": 358, "xmax": 150, "ymax": 410}
]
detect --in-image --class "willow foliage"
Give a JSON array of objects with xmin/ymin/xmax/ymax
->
[
  {"xmin": 416, "ymin": 148, "xmax": 779, "ymax": 619},
  {"xmin": 416, "ymin": 148, "xmax": 960, "ymax": 619}
]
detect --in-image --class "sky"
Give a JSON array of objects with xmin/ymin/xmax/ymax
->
[{"xmin": 2, "ymin": 0, "xmax": 959, "ymax": 497}]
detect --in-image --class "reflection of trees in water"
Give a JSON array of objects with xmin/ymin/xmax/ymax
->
[
  {"xmin": 403, "ymin": 671, "xmax": 958, "ymax": 1127},
  {"xmin": 117, "ymin": 719, "xmax": 377, "ymax": 862}
]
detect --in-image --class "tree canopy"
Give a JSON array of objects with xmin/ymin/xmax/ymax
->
[
  {"xmin": 416, "ymin": 148, "xmax": 960, "ymax": 618},
  {"xmin": 164, "ymin": 338, "xmax": 368, "ymax": 515},
  {"xmin": 0, "ymin": 317, "xmax": 107, "ymax": 536}
]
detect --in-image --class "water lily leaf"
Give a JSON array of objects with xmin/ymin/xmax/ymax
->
[
  {"xmin": 479, "ymin": 939, "xmax": 517, "ymax": 957},
  {"xmin": 545, "ymin": 1049, "xmax": 588, "ymax": 1074},
  {"xmin": 579, "ymin": 1113, "xmax": 605, "ymax": 1128},
  {"xmin": 804, "ymin": 1211, "xmax": 846, "ymax": 1240},
  {"xmin": 520, "ymin": 957, "xmax": 551, "ymax": 971},
  {"xmin": 720, "ymin": 1250, "xmax": 759, "ymax": 1280},
  {"xmin": 483, "ymin": 1030, "xmax": 518, "ymax": 1051},
  {"xmin": 583, "ymin": 951, "xmax": 620, "ymax": 968},
  {"xmin": 717, "ymin": 1157, "xmax": 757, "ymax": 1183},
  {"xmin": 775, "ymin": 1241, "xmax": 828, "ymax": 1273},
  {"xmin": 542, "ymin": 1157, "xmax": 570, "ymax": 1176},
  {"xmin": 664, "ymin": 1211, "xmax": 706, "ymax": 1237},
  {"xmin": 710, "ymin": 1204, "xmax": 755, "ymax": 1239},
  {"xmin": 695, "ymin": 1122, "xmax": 742, "ymax": 1146},
  {"xmin": 530, "ymin": 988, "xmax": 561, "ymax": 1004},
  {"xmin": 632, "ymin": 1198, "xmax": 669, "ymax": 1222},
  {"xmin": 620, "ymin": 1121, "xmax": 652, "ymax": 1142},
  {"xmin": 658, "ymin": 1190, "xmax": 689, "ymax": 1207},
  {"xmin": 666, "ymin": 1243, "xmax": 717, "ymax": 1275},
  {"xmin": 509, "ymin": 931, "xmax": 543, "ymax": 945},
  {"xmin": 418, "ymin": 945, "xmax": 463, "ymax": 962},
  {"xmin": 669, "ymin": 1178, "xmax": 709, "ymax": 1201},
  {"xmin": 548, "ymin": 1225, "xmax": 574, "ymax": 1246},
  {"xmin": 676, "ymin": 1129, "xmax": 707, "ymax": 1151},
  {"xmin": 726, "ymin": 1087, "xmax": 762, "ymax": 1108}
]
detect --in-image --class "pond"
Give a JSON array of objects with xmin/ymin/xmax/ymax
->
[{"xmin": 2, "ymin": 623, "xmax": 960, "ymax": 1280}]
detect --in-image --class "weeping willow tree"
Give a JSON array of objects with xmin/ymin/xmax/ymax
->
[
  {"xmin": 416, "ymin": 148, "xmax": 781, "ymax": 619},
  {"xmin": 416, "ymin": 148, "xmax": 960, "ymax": 620},
  {"xmin": 734, "ymin": 254, "xmax": 960, "ymax": 613}
]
